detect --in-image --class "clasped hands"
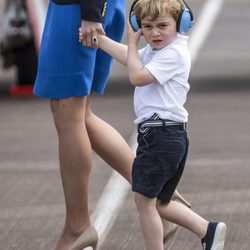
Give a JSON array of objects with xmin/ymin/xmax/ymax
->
[
  {"xmin": 79, "ymin": 20, "xmax": 142, "ymax": 49},
  {"xmin": 79, "ymin": 20, "xmax": 104, "ymax": 48}
]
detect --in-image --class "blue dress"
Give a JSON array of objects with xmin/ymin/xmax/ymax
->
[{"xmin": 34, "ymin": 0, "xmax": 125, "ymax": 99}]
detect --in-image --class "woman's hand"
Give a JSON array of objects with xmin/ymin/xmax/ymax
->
[
  {"xmin": 126, "ymin": 19, "xmax": 142, "ymax": 46},
  {"xmin": 79, "ymin": 21, "xmax": 105, "ymax": 48}
]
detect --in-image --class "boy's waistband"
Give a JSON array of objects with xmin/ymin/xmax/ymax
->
[{"xmin": 138, "ymin": 114, "xmax": 186, "ymax": 134}]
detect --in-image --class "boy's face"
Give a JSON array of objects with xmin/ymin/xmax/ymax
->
[{"xmin": 141, "ymin": 14, "xmax": 177, "ymax": 50}]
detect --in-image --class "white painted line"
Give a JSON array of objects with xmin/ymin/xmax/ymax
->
[
  {"xmin": 189, "ymin": 0, "xmax": 224, "ymax": 63},
  {"xmin": 91, "ymin": 0, "xmax": 225, "ymax": 247},
  {"xmin": 91, "ymin": 171, "xmax": 130, "ymax": 245},
  {"xmin": 91, "ymin": 130, "xmax": 137, "ymax": 245}
]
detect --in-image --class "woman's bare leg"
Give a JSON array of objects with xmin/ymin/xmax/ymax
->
[
  {"xmin": 85, "ymin": 96, "xmax": 133, "ymax": 183},
  {"xmin": 51, "ymin": 97, "xmax": 92, "ymax": 250}
]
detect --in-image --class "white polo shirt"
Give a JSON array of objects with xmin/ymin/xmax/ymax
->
[{"xmin": 134, "ymin": 34, "xmax": 191, "ymax": 124}]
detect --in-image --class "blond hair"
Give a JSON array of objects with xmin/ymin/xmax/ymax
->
[{"xmin": 133, "ymin": 0, "xmax": 185, "ymax": 22}]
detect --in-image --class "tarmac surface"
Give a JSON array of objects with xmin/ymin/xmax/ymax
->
[{"xmin": 0, "ymin": 0, "xmax": 250, "ymax": 250}]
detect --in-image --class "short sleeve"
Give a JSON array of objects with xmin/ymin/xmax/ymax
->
[{"xmin": 144, "ymin": 48, "xmax": 180, "ymax": 85}]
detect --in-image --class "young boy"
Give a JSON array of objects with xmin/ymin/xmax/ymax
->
[{"xmin": 80, "ymin": 0, "xmax": 227, "ymax": 249}]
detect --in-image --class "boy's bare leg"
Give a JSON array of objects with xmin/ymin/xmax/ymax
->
[
  {"xmin": 157, "ymin": 200, "xmax": 208, "ymax": 239},
  {"xmin": 134, "ymin": 193, "xmax": 164, "ymax": 250}
]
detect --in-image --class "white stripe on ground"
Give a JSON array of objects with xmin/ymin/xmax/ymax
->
[
  {"xmin": 189, "ymin": 0, "xmax": 225, "ymax": 63},
  {"xmin": 91, "ymin": 130, "xmax": 137, "ymax": 245},
  {"xmin": 91, "ymin": 0, "xmax": 224, "ymax": 247}
]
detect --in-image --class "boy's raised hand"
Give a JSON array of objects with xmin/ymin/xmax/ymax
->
[{"xmin": 126, "ymin": 19, "xmax": 142, "ymax": 46}]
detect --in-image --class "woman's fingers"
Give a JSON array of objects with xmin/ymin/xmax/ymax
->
[
  {"xmin": 80, "ymin": 33, "xmax": 98, "ymax": 48},
  {"xmin": 91, "ymin": 36, "xmax": 99, "ymax": 48},
  {"xmin": 79, "ymin": 22, "xmax": 102, "ymax": 48}
]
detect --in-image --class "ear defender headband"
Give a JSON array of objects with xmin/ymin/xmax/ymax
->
[{"xmin": 129, "ymin": 0, "xmax": 194, "ymax": 34}]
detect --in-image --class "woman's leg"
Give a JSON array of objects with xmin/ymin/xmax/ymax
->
[
  {"xmin": 134, "ymin": 193, "xmax": 164, "ymax": 250},
  {"xmin": 85, "ymin": 96, "xmax": 133, "ymax": 183},
  {"xmin": 50, "ymin": 96, "xmax": 92, "ymax": 250}
]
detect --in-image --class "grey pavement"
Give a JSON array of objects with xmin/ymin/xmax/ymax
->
[{"xmin": 1, "ymin": 0, "xmax": 250, "ymax": 250}]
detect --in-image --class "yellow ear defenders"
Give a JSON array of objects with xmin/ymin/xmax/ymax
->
[{"xmin": 129, "ymin": 0, "xmax": 194, "ymax": 34}]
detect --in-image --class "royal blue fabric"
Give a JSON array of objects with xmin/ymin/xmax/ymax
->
[{"xmin": 34, "ymin": 0, "xmax": 125, "ymax": 99}]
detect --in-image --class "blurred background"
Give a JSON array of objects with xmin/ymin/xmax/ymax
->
[
  {"xmin": 0, "ymin": 0, "xmax": 250, "ymax": 249},
  {"xmin": 0, "ymin": 0, "xmax": 249, "ymax": 94}
]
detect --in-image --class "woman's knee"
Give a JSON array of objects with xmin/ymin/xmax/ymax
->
[{"xmin": 50, "ymin": 97, "xmax": 86, "ymax": 131}]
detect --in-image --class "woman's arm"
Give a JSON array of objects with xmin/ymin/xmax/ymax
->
[
  {"xmin": 80, "ymin": 0, "xmax": 106, "ymax": 46},
  {"xmin": 81, "ymin": 0, "xmax": 106, "ymax": 23}
]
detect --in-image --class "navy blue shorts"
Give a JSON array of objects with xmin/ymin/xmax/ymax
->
[
  {"xmin": 132, "ymin": 124, "xmax": 189, "ymax": 203},
  {"xmin": 34, "ymin": 0, "xmax": 125, "ymax": 99}
]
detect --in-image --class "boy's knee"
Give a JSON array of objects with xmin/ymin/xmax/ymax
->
[
  {"xmin": 134, "ymin": 193, "xmax": 141, "ymax": 210},
  {"xmin": 134, "ymin": 192, "xmax": 156, "ymax": 212},
  {"xmin": 156, "ymin": 199, "xmax": 170, "ymax": 212}
]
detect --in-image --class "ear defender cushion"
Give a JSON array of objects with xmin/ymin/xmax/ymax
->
[
  {"xmin": 130, "ymin": 14, "xmax": 141, "ymax": 32},
  {"xmin": 177, "ymin": 8, "xmax": 193, "ymax": 34}
]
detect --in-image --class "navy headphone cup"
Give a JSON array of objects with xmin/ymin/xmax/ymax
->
[{"xmin": 178, "ymin": 9, "xmax": 193, "ymax": 34}]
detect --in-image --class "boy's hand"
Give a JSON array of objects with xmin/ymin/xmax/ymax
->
[
  {"xmin": 79, "ymin": 21, "xmax": 104, "ymax": 48},
  {"xmin": 126, "ymin": 19, "xmax": 142, "ymax": 46}
]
